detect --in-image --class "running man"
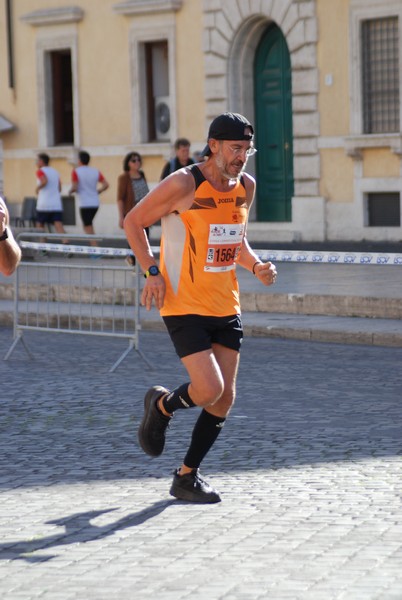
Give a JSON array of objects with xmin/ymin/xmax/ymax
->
[{"xmin": 124, "ymin": 112, "xmax": 277, "ymax": 503}]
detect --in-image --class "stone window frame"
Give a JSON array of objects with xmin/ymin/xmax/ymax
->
[
  {"xmin": 114, "ymin": 0, "xmax": 182, "ymax": 150},
  {"xmin": 35, "ymin": 32, "xmax": 80, "ymax": 158},
  {"xmin": 21, "ymin": 7, "xmax": 83, "ymax": 161},
  {"xmin": 347, "ymin": 0, "xmax": 402, "ymax": 158},
  {"xmin": 202, "ymin": 0, "xmax": 320, "ymax": 210},
  {"xmin": 128, "ymin": 23, "xmax": 177, "ymax": 147}
]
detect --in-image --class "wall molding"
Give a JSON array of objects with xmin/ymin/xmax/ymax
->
[
  {"xmin": 113, "ymin": 1, "xmax": 182, "ymax": 16},
  {"xmin": 21, "ymin": 7, "xmax": 84, "ymax": 26}
]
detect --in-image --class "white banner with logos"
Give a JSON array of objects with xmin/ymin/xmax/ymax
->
[{"xmin": 20, "ymin": 241, "xmax": 402, "ymax": 266}]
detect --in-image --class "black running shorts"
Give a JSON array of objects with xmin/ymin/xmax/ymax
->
[
  {"xmin": 80, "ymin": 207, "xmax": 98, "ymax": 227},
  {"xmin": 162, "ymin": 314, "xmax": 243, "ymax": 358},
  {"xmin": 36, "ymin": 210, "xmax": 63, "ymax": 225}
]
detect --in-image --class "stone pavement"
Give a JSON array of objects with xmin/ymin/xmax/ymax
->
[{"xmin": 1, "ymin": 327, "xmax": 401, "ymax": 599}]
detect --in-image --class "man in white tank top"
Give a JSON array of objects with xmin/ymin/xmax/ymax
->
[
  {"xmin": 69, "ymin": 150, "xmax": 109, "ymax": 238},
  {"xmin": 35, "ymin": 153, "xmax": 67, "ymax": 236}
]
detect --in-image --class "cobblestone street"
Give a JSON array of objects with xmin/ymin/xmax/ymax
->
[{"xmin": 0, "ymin": 327, "xmax": 401, "ymax": 599}]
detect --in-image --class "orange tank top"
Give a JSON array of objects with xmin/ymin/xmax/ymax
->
[{"xmin": 160, "ymin": 165, "xmax": 248, "ymax": 317}]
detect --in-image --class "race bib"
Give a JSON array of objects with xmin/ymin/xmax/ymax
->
[{"xmin": 204, "ymin": 223, "xmax": 245, "ymax": 272}]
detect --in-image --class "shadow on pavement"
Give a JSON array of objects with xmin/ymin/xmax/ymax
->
[{"xmin": 0, "ymin": 500, "xmax": 176, "ymax": 563}]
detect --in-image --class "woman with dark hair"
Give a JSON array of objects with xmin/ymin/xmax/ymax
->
[{"xmin": 117, "ymin": 152, "xmax": 149, "ymax": 236}]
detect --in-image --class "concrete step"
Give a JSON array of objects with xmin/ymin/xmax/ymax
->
[
  {"xmin": 240, "ymin": 311, "xmax": 402, "ymax": 347},
  {"xmin": 240, "ymin": 292, "xmax": 402, "ymax": 319},
  {"xmin": 1, "ymin": 282, "xmax": 400, "ymax": 320}
]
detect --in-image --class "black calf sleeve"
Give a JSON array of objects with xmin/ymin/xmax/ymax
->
[
  {"xmin": 162, "ymin": 383, "xmax": 196, "ymax": 414},
  {"xmin": 184, "ymin": 409, "xmax": 226, "ymax": 469}
]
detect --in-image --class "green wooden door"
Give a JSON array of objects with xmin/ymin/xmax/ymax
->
[{"xmin": 254, "ymin": 24, "xmax": 294, "ymax": 221}]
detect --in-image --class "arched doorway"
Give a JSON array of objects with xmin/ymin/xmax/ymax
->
[{"xmin": 254, "ymin": 23, "xmax": 294, "ymax": 221}]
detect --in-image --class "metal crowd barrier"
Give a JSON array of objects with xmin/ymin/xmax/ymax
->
[
  {"xmin": 4, "ymin": 233, "xmax": 155, "ymax": 372},
  {"xmin": 4, "ymin": 232, "xmax": 401, "ymax": 371}
]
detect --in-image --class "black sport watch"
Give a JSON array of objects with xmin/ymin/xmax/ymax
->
[{"xmin": 144, "ymin": 265, "xmax": 160, "ymax": 278}]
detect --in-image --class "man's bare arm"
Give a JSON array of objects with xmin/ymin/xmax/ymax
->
[
  {"xmin": 0, "ymin": 198, "xmax": 22, "ymax": 276},
  {"xmin": 123, "ymin": 170, "xmax": 195, "ymax": 309},
  {"xmin": 236, "ymin": 174, "xmax": 277, "ymax": 286}
]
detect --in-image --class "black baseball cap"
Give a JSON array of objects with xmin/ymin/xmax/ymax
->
[{"xmin": 202, "ymin": 112, "xmax": 254, "ymax": 156}]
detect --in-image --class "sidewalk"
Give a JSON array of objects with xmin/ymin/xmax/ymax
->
[{"xmin": 237, "ymin": 262, "xmax": 402, "ymax": 346}]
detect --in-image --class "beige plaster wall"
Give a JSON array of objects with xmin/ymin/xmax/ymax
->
[
  {"xmin": 77, "ymin": 3, "xmax": 132, "ymax": 146},
  {"xmin": 0, "ymin": 3, "xmax": 38, "ymax": 150},
  {"xmin": 175, "ymin": 0, "xmax": 205, "ymax": 142},
  {"xmin": 316, "ymin": 0, "xmax": 350, "ymax": 137},
  {"xmin": 319, "ymin": 149, "xmax": 354, "ymax": 202},
  {"xmin": 363, "ymin": 148, "xmax": 401, "ymax": 178}
]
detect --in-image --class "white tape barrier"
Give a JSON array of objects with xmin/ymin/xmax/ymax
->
[
  {"xmin": 258, "ymin": 249, "xmax": 402, "ymax": 266},
  {"xmin": 20, "ymin": 241, "xmax": 402, "ymax": 266},
  {"xmin": 19, "ymin": 241, "xmax": 160, "ymax": 257}
]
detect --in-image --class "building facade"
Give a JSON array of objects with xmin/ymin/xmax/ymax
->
[{"xmin": 0, "ymin": 0, "xmax": 401, "ymax": 242}]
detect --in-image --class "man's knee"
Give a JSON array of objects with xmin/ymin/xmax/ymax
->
[
  {"xmin": 190, "ymin": 379, "xmax": 224, "ymax": 407},
  {"xmin": 214, "ymin": 390, "xmax": 236, "ymax": 413}
]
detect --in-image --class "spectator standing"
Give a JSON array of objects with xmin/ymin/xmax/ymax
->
[
  {"xmin": 160, "ymin": 138, "xmax": 194, "ymax": 180},
  {"xmin": 117, "ymin": 152, "xmax": 150, "ymax": 238},
  {"xmin": 0, "ymin": 196, "xmax": 21, "ymax": 275},
  {"xmin": 35, "ymin": 153, "xmax": 67, "ymax": 236},
  {"xmin": 69, "ymin": 150, "xmax": 109, "ymax": 239}
]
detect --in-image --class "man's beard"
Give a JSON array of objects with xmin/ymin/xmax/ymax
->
[{"xmin": 215, "ymin": 151, "xmax": 246, "ymax": 180}]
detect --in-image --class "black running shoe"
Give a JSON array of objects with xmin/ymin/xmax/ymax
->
[
  {"xmin": 169, "ymin": 468, "xmax": 221, "ymax": 503},
  {"xmin": 137, "ymin": 386, "xmax": 171, "ymax": 457}
]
